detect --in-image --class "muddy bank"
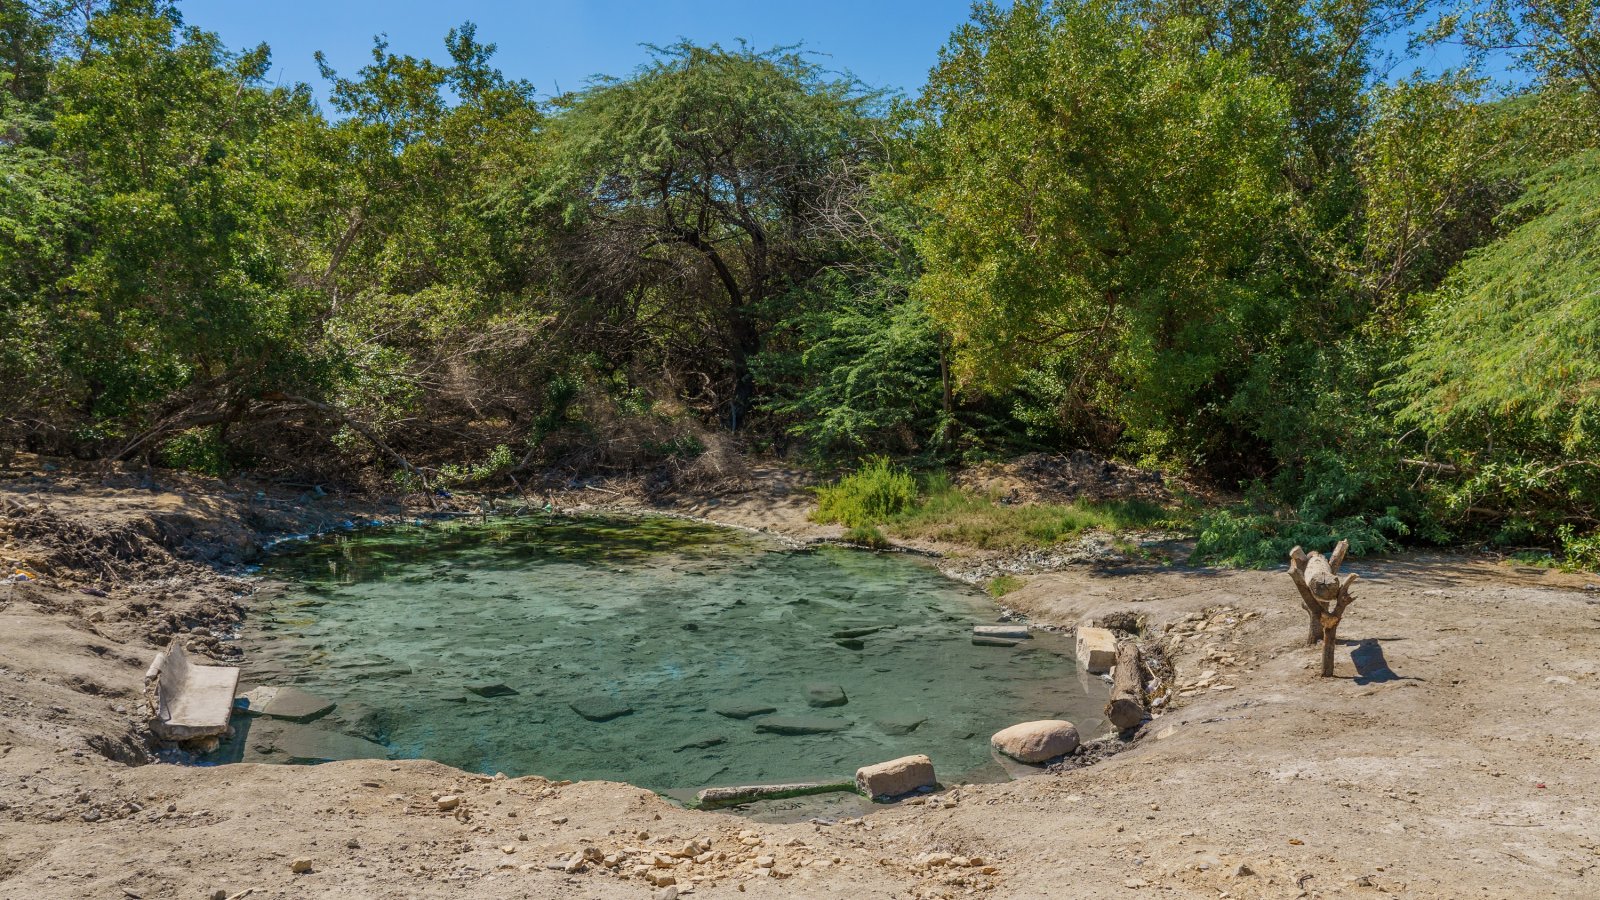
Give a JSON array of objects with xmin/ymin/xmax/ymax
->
[{"xmin": 3, "ymin": 459, "xmax": 1599, "ymax": 898}]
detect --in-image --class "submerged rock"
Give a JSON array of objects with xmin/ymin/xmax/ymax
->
[
  {"xmin": 468, "ymin": 683, "xmax": 519, "ymax": 698},
  {"xmin": 875, "ymin": 714, "xmax": 927, "ymax": 736},
  {"xmin": 674, "ymin": 734, "xmax": 727, "ymax": 752},
  {"xmin": 713, "ymin": 703, "xmax": 777, "ymax": 720},
  {"xmin": 835, "ymin": 638, "xmax": 865, "ymax": 650},
  {"xmin": 806, "ymin": 683, "xmax": 848, "ymax": 708},
  {"xmin": 266, "ymin": 722, "xmax": 390, "ymax": 763},
  {"xmin": 972, "ymin": 636, "xmax": 1021, "ymax": 648},
  {"xmin": 756, "ymin": 716, "xmax": 848, "ymax": 736},
  {"xmin": 238, "ymin": 686, "xmax": 337, "ymax": 723},
  {"xmin": 832, "ymin": 626, "xmax": 885, "ymax": 639},
  {"xmin": 570, "ymin": 697, "xmax": 634, "ymax": 722}
]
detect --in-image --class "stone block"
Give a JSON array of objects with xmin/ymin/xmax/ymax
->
[
  {"xmin": 855, "ymin": 754, "xmax": 936, "ymax": 800},
  {"xmin": 1076, "ymin": 626, "xmax": 1118, "ymax": 673}
]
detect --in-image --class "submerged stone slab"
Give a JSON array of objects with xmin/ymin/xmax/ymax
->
[
  {"xmin": 835, "ymin": 638, "xmax": 865, "ymax": 650},
  {"xmin": 875, "ymin": 714, "xmax": 927, "ymax": 736},
  {"xmin": 674, "ymin": 733, "xmax": 727, "ymax": 752},
  {"xmin": 973, "ymin": 624, "xmax": 1030, "ymax": 640},
  {"xmin": 695, "ymin": 781, "xmax": 854, "ymax": 808},
  {"xmin": 1075, "ymin": 626, "xmax": 1118, "ymax": 674},
  {"xmin": 972, "ymin": 636, "xmax": 1021, "ymax": 648},
  {"xmin": 238, "ymin": 685, "xmax": 336, "ymax": 723},
  {"xmin": 806, "ymin": 683, "xmax": 848, "ymax": 708},
  {"xmin": 468, "ymin": 682, "xmax": 519, "ymax": 698},
  {"xmin": 855, "ymin": 754, "xmax": 936, "ymax": 800},
  {"xmin": 755, "ymin": 716, "xmax": 849, "ymax": 736},
  {"xmin": 713, "ymin": 702, "xmax": 776, "ymax": 720},
  {"xmin": 832, "ymin": 626, "xmax": 885, "ymax": 639},
  {"xmin": 570, "ymin": 697, "xmax": 634, "ymax": 722},
  {"xmin": 267, "ymin": 722, "xmax": 390, "ymax": 763}
]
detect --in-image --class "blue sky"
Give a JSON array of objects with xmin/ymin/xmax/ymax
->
[
  {"xmin": 178, "ymin": 0, "xmax": 981, "ymax": 102},
  {"xmin": 177, "ymin": 1, "xmax": 1514, "ymax": 107}
]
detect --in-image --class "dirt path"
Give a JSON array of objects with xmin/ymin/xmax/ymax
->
[{"xmin": 2, "ymin": 464, "xmax": 1597, "ymax": 898}]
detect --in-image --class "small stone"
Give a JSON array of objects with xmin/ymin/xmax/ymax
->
[
  {"xmin": 346, "ymin": 838, "xmax": 360, "ymax": 849},
  {"xmin": 646, "ymin": 871, "xmax": 676, "ymax": 887},
  {"xmin": 654, "ymin": 888, "xmax": 679, "ymax": 900},
  {"xmin": 755, "ymin": 856, "xmax": 775, "ymax": 868},
  {"xmin": 551, "ymin": 815, "xmax": 568, "ymax": 824},
  {"xmin": 713, "ymin": 702, "xmax": 778, "ymax": 720},
  {"xmin": 436, "ymin": 795, "xmax": 461, "ymax": 811},
  {"xmin": 290, "ymin": 858, "xmax": 314, "ymax": 874},
  {"xmin": 1234, "ymin": 862, "xmax": 1255, "ymax": 877}
]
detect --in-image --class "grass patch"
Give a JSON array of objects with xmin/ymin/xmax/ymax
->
[
  {"xmin": 986, "ymin": 574, "xmax": 1024, "ymax": 597},
  {"xmin": 814, "ymin": 461, "xmax": 1187, "ymax": 551},
  {"xmin": 843, "ymin": 524, "xmax": 891, "ymax": 549}
]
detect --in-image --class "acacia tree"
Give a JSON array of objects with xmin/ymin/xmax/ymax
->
[
  {"xmin": 909, "ymin": 0, "xmax": 1291, "ymax": 454},
  {"xmin": 539, "ymin": 42, "xmax": 882, "ymax": 427}
]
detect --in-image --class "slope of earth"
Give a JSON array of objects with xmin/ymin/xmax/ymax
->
[{"xmin": 1, "ymin": 460, "xmax": 1597, "ymax": 899}]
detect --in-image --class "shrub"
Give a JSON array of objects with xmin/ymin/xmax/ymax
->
[
  {"xmin": 1191, "ymin": 505, "xmax": 1408, "ymax": 568},
  {"xmin": 844, "ymin": 524, "xmax": 891, "ymax": 549},
  {"xmin": 156, "ymin": 427, "xmax": 232, "ymax": 477},
  {"xmin": 986, "ymin": 574, "xmax": 1023, "ymax": 597},
  {"xmin": 1558, "ymin": 526, "xmax": 1600, "ymax": 574},
  {"xmin": 813, "ymin": 457, "xmax": 919, "ymax": 528}
]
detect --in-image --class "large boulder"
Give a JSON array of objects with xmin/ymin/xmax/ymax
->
[
  {"xmin": 855, "ymin": 754, "xmax": 937, "ymax": 800},
  {"xmin": 990, "ymin": 719, "xmax": 1079, "ymax": 764}
]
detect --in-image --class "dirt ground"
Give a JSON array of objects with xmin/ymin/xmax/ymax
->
[{"xmin": 2, "ymin": 457, "xmax": 1598, "ymax": 899}]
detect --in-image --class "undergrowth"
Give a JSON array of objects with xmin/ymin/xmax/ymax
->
[{"xmin": 813, "ymin": 461, "xmax": 1185, "ymax": 551}]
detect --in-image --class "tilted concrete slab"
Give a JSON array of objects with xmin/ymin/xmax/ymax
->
[
  {"xmin": 146, "ymin": 638, "xmax": 240, "ymax": 742},
  {"xmin": 1075, "ymin": 626, "xmax": 1118, "ymax": 674}
]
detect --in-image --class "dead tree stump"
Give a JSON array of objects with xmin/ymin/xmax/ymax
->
[
  {"xmin": 1287, "ymin": 540, "xmax": 1358, "ymax": 677},
  {"xmin": 1104, "ymin": 640, "xmax": 1147, "ymax": 731}
]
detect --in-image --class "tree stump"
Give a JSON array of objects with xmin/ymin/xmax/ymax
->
[
  {"xmin": 1287, "ymin": 541, "xmax": 1358, "ymax": 677},
  {"xmin": 1104, "ymin": 640, "xmax": 1147, "ymax": 731}
]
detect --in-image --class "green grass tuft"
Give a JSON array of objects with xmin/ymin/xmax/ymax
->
[
  {"xmin": 986, "ymin": 574, "xmax": 1024, "ymax": 597},
  {"xmin": 813, "ymin": 456, "xmax": 919, "ymax": 528}
]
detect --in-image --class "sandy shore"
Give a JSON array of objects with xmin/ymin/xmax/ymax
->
[{"xmin": 2, "ymin": 462, "xmax": 1597, "ymax": 898}]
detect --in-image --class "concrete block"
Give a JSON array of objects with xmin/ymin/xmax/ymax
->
[
  {"xmin": 1076, "ymin": 626, "xmax": 1118, "ymax": 674},
  {"xmin": 855, "ymin": 754, "xmax": 937, "ymax": 800}
]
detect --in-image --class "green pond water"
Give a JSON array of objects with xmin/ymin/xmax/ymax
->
[{"xmin": 229, "ymin": 514, "xmax": 1108, "ymax": 792}]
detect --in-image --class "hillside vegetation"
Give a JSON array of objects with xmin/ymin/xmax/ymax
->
[{"xmin": 1, "ymin": 0, "xmax": 1597, "ymax": 565}]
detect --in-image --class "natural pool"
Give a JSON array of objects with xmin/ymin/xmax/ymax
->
[{"xmin": 228, "ymin": 514, "xmax": 1108, "ymax": 793}]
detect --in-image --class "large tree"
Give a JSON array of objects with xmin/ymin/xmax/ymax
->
[
  {"xmin": 909, "ymin": 0, "xmax": 1291, "ymax": 454},
  {"xmin": 538, "ymin": 42, "xmax": 882, "ymax": 427}
]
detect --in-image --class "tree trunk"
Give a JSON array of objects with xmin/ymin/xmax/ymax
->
[
  {"xmin": 1321, "ymin": 618, "xmax": 1338, "ymax": 677},
  {"xmin": 1104, "ymin": 640, "xmax": 1147, "ymax": 731},
  {"xmin": 1288, "ymin": 542, "xmax": 1359, "ymax": 678}
]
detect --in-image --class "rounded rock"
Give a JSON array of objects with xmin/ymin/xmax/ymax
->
[{"xmin": 990, "ymin": 719, "xmax": 1079, "ymax": 763}]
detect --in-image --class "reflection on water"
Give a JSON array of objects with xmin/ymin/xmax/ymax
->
[{"xmin": 231, "ymin": 514, "xmax": 1107, "ymax": 791}]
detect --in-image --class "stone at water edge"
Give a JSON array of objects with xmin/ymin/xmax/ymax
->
[
  {"xmin": 755, "ymin": 716, "xmax": 849, "ymax": 736},
  {"xmin": 806, "ymin": 683, "xmax": 848, "ymax": 708},
  {"xmin": 973, "ymin": 624, "xmax": 1030, "ymax": 640},
  {"xmin": 569, "ymin": 697, "xmax": 634, "ymax": 722},
  {"xmin": 991, "ymin": 719, "xmax": 1080, "ymax": 764},
  {"xmin": 1075, "ymin": 626, "xmax": 1118, "ymax": 674},
  {"xmin": 855, "ymin": 754, "xmax": 937, "ymax": 800},
  {"xmin": 713, "ymin": 702, "xmax": 777, "ymax": 720}
]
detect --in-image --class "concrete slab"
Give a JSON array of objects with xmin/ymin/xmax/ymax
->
[{"xmin": 146, "ymin": 638, "xmax": 240, "ymax": 742}]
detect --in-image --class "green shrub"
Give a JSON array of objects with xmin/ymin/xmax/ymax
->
[
  {"xmin": 1191, "ymin": 505, "xmax": 1408, "ymax": 568},
  {"xmin": 986, "ymin": 574, "xmax": 1023, "ymax": 597},
  {"xmin": 156, "ymin": 427, "xmax": 232, "ymax": 477},
  {"xmin": 813, "ymin": 457, "xmax": 919, "ymax": 528},
  {"xmin": 1558, "ymin": 525, "xmax": 1600, "ymax": 573}
]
